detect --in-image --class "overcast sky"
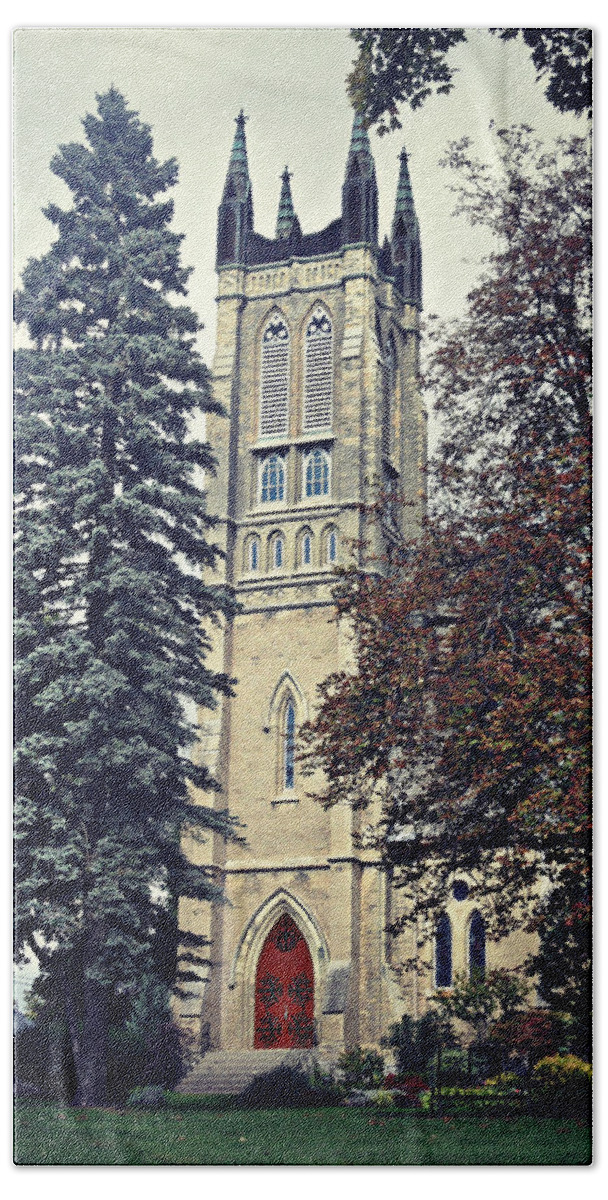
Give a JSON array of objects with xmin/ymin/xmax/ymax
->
[{"xmin": 14, "ymin": 27, "xmax": 584, "ymax": 367}]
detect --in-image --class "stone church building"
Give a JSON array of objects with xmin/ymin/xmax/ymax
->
[{"xmin": 174, "ymin": 112, "xmax": 531, "ymax": 1061}]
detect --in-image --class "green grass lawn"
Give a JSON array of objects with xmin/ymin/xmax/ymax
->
[{"xmin": 14, "ymin": 1098, "xmax": 591, "ymax": 1166}]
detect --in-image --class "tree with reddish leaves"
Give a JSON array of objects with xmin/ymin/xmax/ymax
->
[{"xmin": 301, "ymin": 129, "xmax": 590, "ymax": 967}]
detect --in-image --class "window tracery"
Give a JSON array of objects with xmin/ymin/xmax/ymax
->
[
  {"xmin": 304, "ymin": 447, "xmax": 330, "ymax": 498},
  {"xmin": 260, "ymin": 454, "xmax": 285, "ymax": 504},
  {"xmin": 303, "ymin": 306, "xmax": 332, "ymax": 431},
  {"xmin": 260, "ymin": 313, "xmax": 290, "ymax": 437}
]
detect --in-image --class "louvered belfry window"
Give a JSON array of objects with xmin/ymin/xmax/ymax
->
[
  {"xmin": 260, "ymin": 314, "xmax": 290, "ymax": 437},
  {"xmin": 303, "ymin": 306, "xmax": 333, "ymax": 431}
]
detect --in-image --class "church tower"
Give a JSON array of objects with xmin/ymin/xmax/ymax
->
[{"xmin": 175, "ymin": 112, "xmax": 426, "ymax": 1057}]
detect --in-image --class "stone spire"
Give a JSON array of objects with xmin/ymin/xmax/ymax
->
[
  {"xmin": 391, "ymin": 147, "xmax": 422, "ymax": 307},
  {"xmin": 346, "ymin": 110, "xmax": 375, "ymax": 176},
  {"xmin": 216, "ymin": 110, "xmax": 254, "ymax": 267},
  {"xmin": 275, "ymin": 167, "xmax": 301, "ymax": 241},
  {"xmin": 341, "ymin": 111, "xmax": 378, "ymax": 248}
]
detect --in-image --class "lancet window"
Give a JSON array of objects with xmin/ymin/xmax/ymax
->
[
  {"xmin": 468, "ymin": 911, "xmax": 486, "ymax": 979},
  {"xmin": 260, "ymin": 314, "xmax": 290, "ymax": 437},
  {"xmin": 303, "ymin": 306, "xmax": 333, "ymax": 431},
  {"xmin": 435, "ymin": 913, "xmax": 452, "ymax": 988},
  {"xmin": 260, "ymin": 454, "xmax": 285, "ymax": 504},
  {"xmin": 304, "ymin": 447, "xmax": 330, "ymax": 498}
]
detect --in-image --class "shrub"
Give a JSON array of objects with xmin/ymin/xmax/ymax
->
[
  {"xmin": 386, "ymin": 1013, "xmax": 445, "ymax": 1077},
  {"xmin": 374, "ymin": 1089, "xmax": 396, "ymax": 1109},
  {"xmin": 490, "ymin": 1010, "xmax": 563, "ymax": 1064},
  {"xmin": 337, "ymin": 1046, "xmax": 385, "ymax": 1089},
  {"xmin": 239, "ymin": 1065, "xmax": 338, "ymax": 1109},
  {"xmin": 532, "ymin": 1054, "xmax": 591, "ymax": 1117},
  {"xmin": 484, "ymin": 1072, "xmax": 519, "ymax": 1090},
  {"xmin": 126, "ymin": 1085, "xmax": 167, "ymax": 1109},
  {"xmin": 384, "ymin": 1072, "xmax": 428, "ymax": 1102}
]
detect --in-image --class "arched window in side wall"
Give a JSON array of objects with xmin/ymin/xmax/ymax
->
[
  {"xmin": 269, "ymin": 532, "xmax": 285, "ymax": 571},
  {"xmin": 247, "ymin": 535, "xmax": 260, "ymax": 572},
  {"xmin": 468, "ymin": 911, "xmax": 486, "ymax": 979},
  {"xmin": 260, "ymin": 454, "xmax": 285, "ymax": 504},
  {"xmin": 304, "ymin": 447, "xmax": 330, "ymax": 498},
  {"xmin": 260, "ymin": 314, "xmax": 290, "ymax": 437},
  {"xmin": 382, "ymin": 334, "xmax": 397, "ymax": 459},
  {"xmin": 283, "ymin": 698, "xmax": 296, "ymax": 791},
  {"xmin": 322, "ymin": 527, "xmax": 338, "ymax": 565},
  {"xmin": 435, "ymin": 913, "xmax": 452, "ymax": 988},
  {"xmin": 303, "ymin": 306, "xmax": 333, "ymax": 431}
]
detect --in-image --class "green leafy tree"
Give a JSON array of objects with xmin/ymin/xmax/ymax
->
[
  {"xmin": 348, "ymin": 28, "xmax": 592, "ymax": 134},
  {"xmin": 14, "ymin": 88, "xmax": 239, "ymax": 1106}
]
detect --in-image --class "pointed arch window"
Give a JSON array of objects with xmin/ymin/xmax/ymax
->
[
  {"xmin": 246, "ymin": 534, "xmax": 260, "ymax": 572},
  {"xmin": 260, "ymin": 314, "xmax": 290, "ymax": 437},
  {"xmin": 304, "ymin": 447, "xmax": 330, "ymax": 498},
  {"xmin": 383, "ymin": 334, "xmax": 397, "ymax": 458},
  {"xmin": 303, "ymin": 306, "xmax": 333, "ymax": 431},
  {"xmin": 323, "ymin": 527, "xmax": 338, "ymax": 565},
  {"xmin": 468, "ymin": 911, "xmax": 486, "ymax": 979},
  {"xmin": 435, "ymin": 913, "xmax": 452, "ymax": 988},
  {"xmin": 260, "ymin": 454, "xmax": 285, "ymax": 504},
  {"xmin": 297, "ymin": 528, "xmax": 313, "ymax": 567},
  {"xmin": 283, "ymin": 699, "xmax": 296, "ymax": 791},
  {"xmin": 269, "ymin": 532, "xmax": 285, "ymax": 571}
]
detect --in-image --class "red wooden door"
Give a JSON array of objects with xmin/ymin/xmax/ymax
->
[{"xmin": 254, "ymin": 914, "xmax": 315, "ymax": 1048}]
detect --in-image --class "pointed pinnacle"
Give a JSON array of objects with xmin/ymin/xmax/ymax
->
[
  {"xmin": 276, "ymin": 165, "xmax": 298, "ymax": 239},
  {"xmin": 346, "ymin": 110, "xmax": 375, "ymax": 178},
  {"xmin": 394, "ymin": 145, "xmax": 417, "ymax": 226}
]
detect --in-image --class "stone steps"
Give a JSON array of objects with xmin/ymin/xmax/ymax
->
[{"xmin": 178, "ymin": 1047, "xmax": 321, "ymax": 1095}]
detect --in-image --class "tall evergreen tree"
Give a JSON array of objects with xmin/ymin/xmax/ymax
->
[{"xmin": 14, "ymin": 88, "xmax": 238, "ymax": 1106}]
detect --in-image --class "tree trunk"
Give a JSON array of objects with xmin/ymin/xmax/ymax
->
[
  {"xmin": 63, "ymin": 968, "xmax": 109, "ymax": 1107},
  {"xmin": 75, "ymin": 977, "xmax": 109, "ymax": 1107}
]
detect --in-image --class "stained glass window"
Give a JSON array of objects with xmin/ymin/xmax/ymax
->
[
  {"xmin": 303, "ymin": 306, "xmax": 332, "ymax": 431},
  {"xmin": 302, "ymin": 533, "xmax": 311, "ymax": 565},
  {"xmin": 304, "ymin": 448, "xmax": 330, "ymax": 498},
  {"xmin": 260, "ymin": 454, "xmax": 285, "ymax": 503},
  {"xmin": 260, "ymin": 314, "xmax": 289, "ymax": 436},
  {"xmin": 435, "ymin": 913, "xmax": 452, "ymax": 988},
  {"xmin": 383, "ymin": 334, "xmax": 397, "ymax": 458},
  {"xmin": 469, "ymin": 911, "xmax": 486, "ymax": 979},
  {"xmin": 271, "ymin": 535, "xmax": 284, "ymax": 570},
  {"xmin": 248, "ymin": 537, "xmax": 260, "ymax": 571},
  {"xmin": 284, "ymin": 699, "xmax": 296, "ymax": 790},
  {"xmin": 324, "ymin": 528, "xmax": 337, "ymax": 564}
]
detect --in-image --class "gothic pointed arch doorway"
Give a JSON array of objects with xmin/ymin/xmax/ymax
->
[{"xmin": 254, "ymin": 914, "xmax": 315, "ymax": 1048}]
